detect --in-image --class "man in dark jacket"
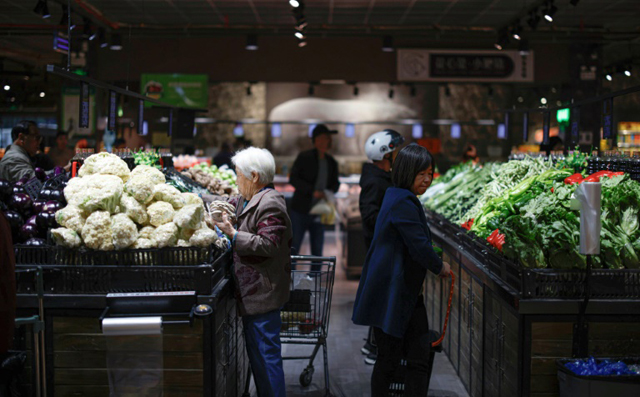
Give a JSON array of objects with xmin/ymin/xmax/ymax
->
[
  {"xmin": 0, "ymin": 121, "xmax": 40, "ymax": 183},
  {"xmin": 358, "ymin": 129, "xmax": 404, "ymax": 364},
  {"xmin": 289, "ymin": 124, "xmax": 340, "ymax": 263}
]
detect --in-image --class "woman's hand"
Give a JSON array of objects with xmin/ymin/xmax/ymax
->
[
  {"xmin": 214, "ymin": 212, "xmax": 237, "ymax": 239},
  {"xmin": 439, "ymin": 262, "xmax": 451, "ymax": 278}
]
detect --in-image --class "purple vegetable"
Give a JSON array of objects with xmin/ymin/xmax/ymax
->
[
  {"xmin": 32, "ymin": 200, "xmax": 46, "ymax": 214},
  {"xmin": 13, "ymin": 185, "xmax": 26, "ymax": 195},
  {"xmin": 14, "ymin": 177, "xmax": 28, "ymax": 187},
  {"xmin": 43, "ymin": 201, "xmax": 62, "ymax": 213},
  {"xmin": 9, "ymin": 193, "xmax": 33, "ymax": 214},
  {"xmin": 3, "ymin": 210, "xmax": 24, "ymax": 232},
  {"xmin": 19, "ymin": 223, "xmax": 39, "ymax": 241},
  {"xmin": 38, "ymin": 188, "xmax": 52, "ymax": 201},
  {"xmin": 47, "ymin": 189, "xmax": 64, "ymax": 203},
  {"xmin": 36, "ymin": 210, "xmax": 57, "ymax": 231},
  {"xmin": 25, "ymin": 237, "xmax": 47, "ymax": 246},
  {"xmin": 54, "ymin": 166, "xmax": 64, "ymax": 176},
  {"xmin": 34, "ymin": 167, "xmax": 46, "ymax": 181},
  {"xmin": 26, "ymin": 215, "xmax": 37, "ymax": 227},
  {"xmin": 0, "ymin": 179, "xmax": 11, "ymax": 202}
]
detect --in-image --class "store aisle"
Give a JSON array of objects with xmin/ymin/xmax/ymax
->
[{"xmin": 248, "ymin": 231, "xmax": 470, "ymax": 397}]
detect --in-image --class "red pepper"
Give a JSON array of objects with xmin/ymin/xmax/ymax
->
[
  {"xmin": 564, "ymin": 173, "xmax": 584, "ymax": 185},
  {"xmin": 461, "ymin": 218, "xmax": 475, "ymax": 230},
  {"xmin": 494, "ymin": 234, "xmax": 506, "ymax": 251},
  {"xmin": 487, "ymin": 229, "xmax": 500, "ymax": 244},
  {"xmin": 551, "ymin": 187, "xmax": 554, "ymax": 193},
  {"xmin": 583, "ymin": 175, "xmax": 601, "ymax": 183}
]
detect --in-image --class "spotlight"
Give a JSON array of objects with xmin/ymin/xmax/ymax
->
[
  {"xmin": 624, "ymin": 67, "xmax": 631, "ymax": 77},
  {"xmin": 519, "ymin": 39, "xmax": 530, "ymax": 55},
  {"xmin": 33, "ymin": 0, "xmax": 50, "ymax": 19},
  {"xmin": 83, "ymin": 19, "xmax": 96, "ymax": 40},
  {"xmin": 294, "ymin": 31, "xmax": 305, "ymax": 40},
  {"xmin": 3, "ymin": 85, "xmax": 9, "ymax": 91},
  {"xmin": 494, "ymin": 28, "xmax": 509, "ymax": 50},
  {"xmin": 39, "ymin": 91, "xmax": 45, "ymax": 98},
  {"xmin": 298, "ymin": 40, "xmax": 307, "ymax": 48},
  {"xmin": 295, "ymin": 19, "xmax": 308, "ymax": 29},
  {"xmin": 382, "ymin": 36, "xmax": 394, "ymax": 52},
  {"xmin": 511, "ymin": 24, "xmax": 522, "ymax": 41},
  {"xmin": 544, "ymin": 1, "xmax": 557, "ymax": 23},
  {"xmin": 517, "ymin": 96, "xmax": 524, "ymax": 103},
  {"xmin": 110, "ymin": 33, "xmax": 122, "ymax": 50},
  {"xmin": 605, "ymin": 73, "xmax": 612, "ymax": 81},
  {"xmin": 308, "ymin": 84, "xmax": 314, "ymax": 96},
  {"xmin": 246, "ymin": 34, "xmax": 258, "ymax": 50},
  {"xmin": 289, "ymin": 0, "xmax": 300, "ymax": 7},
  {"xmin": 540, "ymin": 97, "xmax": 547, "ymax": 105},
  {"xmin": 353, "ymin": 85, "xmax": 359, "ymax": 96},
  {"xmin": 570, "ymin": 0, "xmax": 580, "ymax": 5},
  {"xmin": 98, "ymin": 28, "xmax": 108, "ymax": 48},
  {"xmin": 527, "ymin": 10, "xmax": 541, "ymax": 30},
  {"xmin": 556, "ymin": 100, "xmax": 562, "ymax": 107}
]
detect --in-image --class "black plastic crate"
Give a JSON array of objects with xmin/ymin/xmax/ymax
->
[
  {"xmin": 557, "ymin": 357, "xmax": 640, "ymax": 397},
  {"xmin": 23, "ymin": 177, "xmax": 42, "ymax": 201},
  {"xmin": 522, "ymin": 269, "xmax": 640, "ymax": 299},
  {"xmin": 163, "ymin": 167, "xmax": 210, "ymax": 193}
]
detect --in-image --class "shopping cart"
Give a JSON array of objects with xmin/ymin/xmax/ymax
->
[
  {"xmin": 243, "ymin": 255, "xmax": 337, "ymax": 397},
  {"xmin": 390, "ymin": 272, "xmax": 456, "ymax": 396}
]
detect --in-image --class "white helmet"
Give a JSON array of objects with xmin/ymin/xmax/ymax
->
[{"xmin": 365, "ymin": 130, "xmax": 405, "ymax": 162}]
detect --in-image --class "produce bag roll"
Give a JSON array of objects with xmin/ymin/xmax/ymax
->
[{"xmin": 574, "ymin": 182, "xmax": 602, "ymax": 255}]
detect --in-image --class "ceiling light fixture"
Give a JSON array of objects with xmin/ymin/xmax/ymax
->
[
  {"xmin": 527, "ymin": 10, "xmax": 541, "ymax": 30},
  {"xmin": 109, "ymin": 33, "xmax": 122, "ymax": 50},
  {"xmin": 624, "ymin": 67, "xmax": 631, "ymax": 77},
  {"xmin": 298, "ymin": 40, "xmax": 307, "ymax": 48},
  {"xmin": 519, "ymin": 39, "xmax": 530, "ymax": 55},
  {"xmin": 294, "ymin": 31, "xmax": 305, "ymax": 39},
  {"xmin": 540, "ymin": 97, "xmax": 548, "ymax": 105},
  {"xmin": 605, "ymin": 73, "xmax": 612, "ymax": 81},
  {"xmin": 544, "ymin": 1, "xmax": 557, "ymax": 23},
  {"xmin": 39, "ymin": 92, "xmax": 45, "ymax": 98},
  {"xmin": 98, "ymin": 28, "xmax": 108, "ymax": 48},
  {"xmin": 33, "ymin": 0, "xmax": 50, "ymax": 19},
  {"xmin": 295, "ymin": 19, "xmax": 307, "ymax": 29},
  {"xmin": 289, "ymin": 0, "xmax": 300, "ymax": 8},
  {"xmin": 3, "ymin": 85, "xmax": 10, "ymax": 91},
  {"xmin": 511, "ymin": 24, "xmax": 522, "ymax": 41},
  {"xmin": 382, "ymin": 36, "xmax": 394, "ymax": 52},
  {"xmin": 246, "ymin": 34, "xmax": 258, "ymax": 50}
]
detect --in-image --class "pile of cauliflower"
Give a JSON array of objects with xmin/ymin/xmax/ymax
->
[{"xmin": 51, "ymin": 152, "xmax": 226, "ymax": 251}]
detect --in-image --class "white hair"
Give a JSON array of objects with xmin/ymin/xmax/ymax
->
[{"xmin": 232, "ymin": 147, "xmax": 276, "ymax": 185}]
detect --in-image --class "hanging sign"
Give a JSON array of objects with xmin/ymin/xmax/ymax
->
[
  {"xmin": 543, "ymin": 112, "xmax": 551, "ymax": 145},
  {"xmin": 79, "ymin": 82, "xmax": 90, "ymax": 128},
  {"xmin": 602, "ymin": 98, "xmax": 614, "ymax": 139},
  {"xmin": 108, "ymin": 90, "xmax": 117, "ymax": 131},
  {"xmin": 503, "ymin": 112, "xmax": 510, "ymax": 139},
  {"xmin": 140, "ymin": 74, "xmax": 208, "ymax": 109},
  {"xmin": 397, "ymin": 49, "xmax": 534, "ymax": 82},
  {"xmin": 137, "ymin": 99, "xmax": 144, "ymax": 135},
  {"xmin": 571, "ymin": 106, "xmax": 580, "ymax": 144},
  {"xmin": 523, "ymin": 112, "xmax": 529, "ymax": 142}
]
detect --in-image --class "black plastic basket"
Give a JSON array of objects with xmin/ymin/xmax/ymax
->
[
  {"xmin": 23, "ymin": 178, "xmax": 42, "ymax": 201},
  {"xmin": 42, "ymin": 172, "xmax": 69, "ymax": 191},
  {"xmin": 15, "ymin": 246, "xmax": 230, "ymax": 295},
  {"xmin": 163, "ymin": 167, "xmax": 210, "ymax": 194},
  {"xmin": 557, "ymin": 357, "xmax": 640, "ymax": 397}
]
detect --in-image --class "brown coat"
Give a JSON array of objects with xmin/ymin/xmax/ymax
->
[{"xmin": 232, "ymin": 188, "xmax": 292, "ymax": 316}]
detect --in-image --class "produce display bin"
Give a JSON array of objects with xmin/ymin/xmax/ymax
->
[
  {"xmin": 556, "ymin": 358, "xmax": 640, "ymax": 397},
  {"xmin": 425, "ymin": 210, "xmax": 640, "ymax": 397}
]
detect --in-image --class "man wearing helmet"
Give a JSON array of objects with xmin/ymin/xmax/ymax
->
[{"xmin": 358, "ymin": 129, "xmax": 405, "ymax": 364}]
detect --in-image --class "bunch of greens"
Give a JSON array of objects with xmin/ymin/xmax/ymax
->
[
  {"xmin": 433, "ymin": 161, "xmax": 475, "ymax": 184},
  {"xmin": 556, "ymin": 148, "xmax": 588, "ymax": 173},
  {"xmin": 134, "ymin": 150, "xmax": 161, "ymax": 168}
]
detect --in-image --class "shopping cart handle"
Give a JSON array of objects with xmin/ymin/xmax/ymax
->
[{"xmin": 432, "ymin": 271, "xmax": 455, "ymax": 348}]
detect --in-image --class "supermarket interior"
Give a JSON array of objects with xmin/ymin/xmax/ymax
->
[{"xmin": 1, "ymin": 0, "xmax": 640, "ymax": 396}]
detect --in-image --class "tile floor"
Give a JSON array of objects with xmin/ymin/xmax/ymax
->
[{"xmin": 248, "ymin": 231, "xmax": 470, "ymax": 397}]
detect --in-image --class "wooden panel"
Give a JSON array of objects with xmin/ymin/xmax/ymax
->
[
  {"xmin": 54, "ymin": 368, "xmax": 203, "ymax": 387},
  {"xmin": 501, "ymin": 308, "xmax": 519, "ymax": 397},
  {"xmin": 55, "ymin": 385, "xmax": 204, "ymax": 397},
  {"xmin": 530, "ymin": 375, "xmax": 559, "ymax": 394},
  {"xmin": 54, "ymin": 334, "xmax": 203, "ymax": 352},
  {"xmin": 54, "ymin": 351, "xmax": 204, "ymax": 369},
  {"xmin": 589, "ymin": 322, "xmax": 640, "ymax": 357}
]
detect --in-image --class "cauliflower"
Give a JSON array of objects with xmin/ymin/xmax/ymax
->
[
  {"xmin": 120, "ymin": 194, "xmax": 148, "ymax": 225},
  {"xmin": 189, "ymin": 225, "xmax": 218, "ymax": 248},
  {"xmin": 74, "ymin": 175, "xmax": 124, "ymax": 214},
  {"xmin": 147, "ymin": 201, "xmax": 175, "ymax": 227},
  {"xmin": 178, "ymin": 226, "xmax": 199, "ymax": 241},
  {"xmin": 111, "ymin": 214, "xmax": 138, "ymax": 250},
  {"xmin": 153, "ymin": 184, "xmax": 185, "ymax": 209},
  {"xmin": 124, "ymin": 175, "xmax": 155, "ymax": 204},
  {"xmin": 55, "ymin": 205, "xmax": 87, "ymax": 234},
  {"xmin": 176, "ymin": 239, "xmax": 191, "ymax": 247},
  {"xmin": 81, "ymin": 211, "xmax": 114, "ymax": 251},
  {"xmin": 78, "ymin": 152, "xmax": 131, "ymax": 182},
  {"xmin": 139, "ymin": 225, "xmax": 156, "ymax": 239},
  {"xmin": 130, "ymin": 165, "xmax": 166, "ymax": 185},
  {"xmin": 151, "ymin": 222, "xmax": 178, "ymax": 248},
  {"xmin": 132, "ymin": 238, "xmax": 155, "ymax": 249},
  {"xmin": 182, "ymin": 193, "xmax": 204, "ymax": 207},
  {"xmin": 173, "ymin": 204, "xmax": 204, "ymax": 230},
  {"xmin": 51, "ymin": 227, "xmax": 82, "ymax": 249},
  {"xmin": 63, "ymin": 177, "xmax": 87, "ymax": 207}
]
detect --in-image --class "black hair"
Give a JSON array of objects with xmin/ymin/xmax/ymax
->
[
  {"xmin": 11, "ymin": 120, "xmax": 36, "ymax": 141},
  {"xmin": 391, "ymin": 143, "xmax": 435, "ymax": 190},
  {"xmin": 56, "ymin": 130, "xmax": 68, "ymax": 139}
]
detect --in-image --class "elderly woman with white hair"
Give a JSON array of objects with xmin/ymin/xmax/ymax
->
[{"xmin": 212, "ymin": 146, "xmax": 292, "ymax": 397}]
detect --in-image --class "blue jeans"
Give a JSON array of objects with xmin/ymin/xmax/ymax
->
[
  {"xmin": 290, "ymin": 210, "xmax": 324, "ymax": 271},
  {"xmin": 243, "ymin": 309, "xmax": 286, "ymax": 397}
]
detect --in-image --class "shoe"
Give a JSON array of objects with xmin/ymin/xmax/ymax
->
[
  {"xmin": 364, "ymin": 352, "xmax": 377, "ymax": 365},
  {"xmin": 361, "ymin": 340, "xmax": 373, "ymax": 355}
]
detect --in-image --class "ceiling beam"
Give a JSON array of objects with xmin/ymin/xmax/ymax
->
[
  {"xmin": 363, "ymin": 0, "xmax": 376, "ymax": 25},
  {"xmin": 205, "ymin": 0, "xmax": 226, "ymax": 24},
  {"xmin": 399, "ymin": 0, "xmax": 419, "ymax": 25},
  {"xmin": 469, "ymin": 0, "xmax": 503, "ymax": 26},
  {"xmin": 247, "ymin": 0, "xmax": 262, "ymax": 25},
  {"xmin": 328, "ymin": 0, "xmax": 334, "ymax": 25},
  {"xmin": 163, "ymin": 0, "xmax": 191, "ymax": 24},
  {"xmin": 433, "ymin": 0, "xmax": 460, "ymax": 26}
]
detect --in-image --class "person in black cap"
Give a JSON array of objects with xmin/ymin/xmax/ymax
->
[{"xmin": 289, "ymin": 124, "xmax": 340, "ymax": 265}]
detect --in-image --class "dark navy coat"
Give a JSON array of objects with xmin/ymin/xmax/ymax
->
[{"xmin": 352, "ymin": 187, "xmax": 443, "ymax": 338}]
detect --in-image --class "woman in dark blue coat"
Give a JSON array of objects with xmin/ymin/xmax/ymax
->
[{"xmin": 352, "ymin": 143, "xmax": 451, "ymax": 396}]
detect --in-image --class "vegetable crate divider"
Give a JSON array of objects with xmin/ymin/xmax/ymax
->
[
  {"xmin": 163, "ymin": 167, "xmax": 210, "ymax": 191},
  {"xmin": 23, "ymin": 177, "xmax": 43, "ymax": 200},
  {"xmin": 14, "ymin": 245, "xmax": 229, "ymax": 295}
]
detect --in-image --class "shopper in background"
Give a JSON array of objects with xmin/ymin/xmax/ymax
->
[
  {"xmin": 289, "ymin": 124, "xmax": 340, "ymax": 264},
  {"xmin": 462, "ymin": 144, "xmax": 480, "ymax": 165},
  {"xmin": 46, "ymin": 131, "xmax": 74, "ymax": 168},
  {"xmin": 212, "ymin": 147, "xmax": 291, "ymax": 397},
  {"xmin": 358, "ymin": 129, "xmax": 405, "ymax": 365},
  {"xmin": 33, "ymin": 139, "xmax": 55, "ymax": 171},
  {"xmin": 353, "ymin": 143, "xmax": 451, "ymax": 397},
  {"xmin": 0, "ymin": 120, "xmax": 39, "ymax": 183},
  {"xmin": 213, "ymin": 141, "xmax": 234, "ymax": 169}
]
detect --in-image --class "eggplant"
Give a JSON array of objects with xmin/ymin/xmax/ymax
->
[
  {"xmin": 13, "ymin": 185, "xmax": 26, "ymax": 195},
  {"xmin": 25, "ymin": 238, "xmax": 47, "ymax": 246},
  {"xmin": 3, "ymin": 210, "xmax": 24, "ymax": 232},
  {"xmin": 39, "ymin": 188, "xmax": 52, "ymax": 201},
  {"xmin": 19, "ymin": 222, "xmax": 39, "ymax": 241},
  {"xmin": 32, "ymin": 200, "xmax": 46, "ymax": 214},
  {"xmin": 34, "ymin": 167, "xmax": 46, "ymax": 181},
  {"xmin": 26, "ymin": 214, "xmax": 38, "ymax": 227},
  {"xmin": 43, "ymin": 201, "xmax": 62, "ymax": 213},
  {"xmin": 0, "ymin": 179, "xmax": 11, "ymax": 202},
  {"xmin": 9, "ymin": 193, "xmax": 33, "ymax": 214},
  {"xmin": 36, "ymin": 210, "xmax": 57, "ymax": 231},
  {"xmin": 54, "ymin": 166, "xmax": 64, "ymax": 176},
  {"xmin": 48, "ymin": 189, "xmax": 64, "ymax": 203},
  {"xmin": 14, "ymin": 177, "xmax": 28, "ymax": 187}
]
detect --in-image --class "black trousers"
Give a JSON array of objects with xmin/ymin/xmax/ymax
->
[{"xmin": 371, "ymin": 296, "xmax": 431, "ymax": 397}]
